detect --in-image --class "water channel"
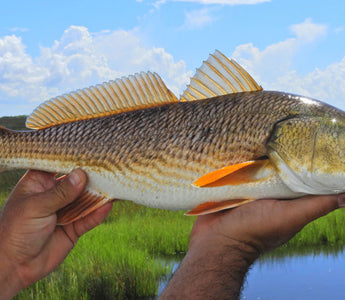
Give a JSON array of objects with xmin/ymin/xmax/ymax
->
[
  {"xmin": 242, "ymin": 249, "xmax": 345, "ymax": 299},
  {"xmin": 157, "ymin": 248, "xmax": 345, "ymax": 299}
]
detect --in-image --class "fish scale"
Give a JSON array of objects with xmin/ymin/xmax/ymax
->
[
  {"xmin": 1, "ymin": 50, "xmax": 345, "ymax": 224},
  {"xmin": 0, "ymin": 93, "xmax": 313, "ymax": 204}
]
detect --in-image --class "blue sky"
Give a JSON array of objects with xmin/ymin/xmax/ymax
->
[{"xmin": 1, "ymin": 0, "xmax": 345, "ymax": 116}]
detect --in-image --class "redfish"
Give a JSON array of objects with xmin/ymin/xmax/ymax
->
[{"xmin": 1, "ymin": 50, "xmax": 345, "ymax": 224}]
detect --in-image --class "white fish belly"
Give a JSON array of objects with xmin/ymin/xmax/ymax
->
[{"xmin": 88, "ymin": 167, "xmax": 303, "ymax": 211}]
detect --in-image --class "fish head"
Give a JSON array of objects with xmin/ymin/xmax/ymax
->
[{"xmin": 267, "ymin": 115, "xmax": 345, "ymax": 195}]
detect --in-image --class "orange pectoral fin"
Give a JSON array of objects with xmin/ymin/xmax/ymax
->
[
  {"xmin": 57, "ymin": 190, "xmax": 114, "ymax": 225},
  {"xmin": 193, "ymin": 159, "xmax": 273, "ymax": 188},
  {"xmin": 185, "ymin": 198, "xmax": 255, "ymax": 216}
]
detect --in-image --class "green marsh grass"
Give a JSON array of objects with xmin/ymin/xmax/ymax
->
[
  {"xmin": 12, "ymin": 203, "xmax": 195, "ymax": 299},
  {"xmin": 0, "ymin": 115, "xmax": 27, "ymax": 130},
  {"xmin": 287, "ymin": 209, "xmax": 345, "ymax": 248},
  {"xmin": 267, "ymin": 208, "xmax": 345, "ymax": 259}
]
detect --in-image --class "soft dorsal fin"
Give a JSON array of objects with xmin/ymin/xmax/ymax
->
[
  {"xmin": 180, "ymin": 50, "xmax": 262, "ymax": 101},
  {"xmin": 26, "ymin": 72, "xmax": 178, "ymax": 129}
]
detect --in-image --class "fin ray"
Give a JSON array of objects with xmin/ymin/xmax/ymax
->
[
  {"xmin": 185, "ymin": 199, "xmax": 255, "ymax": 216},
  {"xmin": 57, "ymin": 190, "xmax": 112, "ymax": 225},
  {"xmin": 26, "ymin": 72, "xmax": 178, "ymax": 129},
  {"xmin": 180, "ymin": 50, "xmax": 262, "ymax": 101}
]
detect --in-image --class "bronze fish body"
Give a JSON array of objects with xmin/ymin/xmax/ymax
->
[{"xmin": 0, "ymin": 50, "xmax": 345, "ymax": 224}]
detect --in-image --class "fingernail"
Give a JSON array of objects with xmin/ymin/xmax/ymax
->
[
  {"xmin": 338, "ymin": 193, "xmax": 345, "ymax": 208},
  {"xmin": 68, "ymin": 169, "xmax": 83, "ymax": 187}
]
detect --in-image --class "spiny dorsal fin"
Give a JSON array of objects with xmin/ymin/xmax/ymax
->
[
  {"xmin": 26, "ymin": 72, "xmax": 178, "ymax": 129},
  {"xmin": 180, "ymin": 50, "xmax": 262, "ymax": 101}
]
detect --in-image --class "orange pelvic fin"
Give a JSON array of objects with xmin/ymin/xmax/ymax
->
[
  {"xmin": 57, "ymin": 190, "xmax": 112, "ymax": 225},
  {"xmin": 193, "ymin": 159, "xmax": 273, "ymax": 188},
  {"xmin": 185, "ymin": 198, "xmax": 255, "ymax": 216}
]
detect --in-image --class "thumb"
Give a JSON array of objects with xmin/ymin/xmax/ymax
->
[
  {"xmin": 39, "ymin": 169, "xmax": 87, "ymax": 215},
  {"xmin": 276, "ymin": 193, "xmax": 342, "ymax": 234}
]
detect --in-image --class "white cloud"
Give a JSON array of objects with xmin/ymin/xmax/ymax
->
[
  {"xmin": 0, "ymin": 35, "xmax": 49, "ymax": 102},
  {"xmin": 271, "ymin": 58, "xmax": 345, "ymax": 110},
  {"xmin": 232, "ymin": 19, "xmax": 345, "ymax": 110},
  {"xmin": 183, "ymin": 8, "xmax": 214, "ymax": 29},
  {"xmin": 9, "ymin": 27, "xmax": 29, "ymax": 33},
  {"xmin": 1, "ymin": 18, "xmax": 345, "ymax": 118},
  {"xmin": 152, "ymin": 0, "xmax": 269, "ymax": 7},
  {"xmin": 290, "ymin": 18, "xmax": 327, "ymax": 43},
  {"xmin": 0, "ymin": 26, "xmax": 191, "ymax": 115},
  {"xmin": 232, "ymin": 19, "xmax": 328, "ymax": 83},
  {"xmin": 172, "ymin": 0, "xmax": 270, "ymax": 4},
  {"xmin": 153, "ymin": 0, "xmax": 167, "ymax": 9},
  {"xmin": 335, "ymin": 26, "xmax": 344, "ymax": 34}
]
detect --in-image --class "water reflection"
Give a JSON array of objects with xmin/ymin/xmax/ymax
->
[
  {"xmin": 242, "ymin": 246, "xmax": 345, "ymax": 300},
  {"xmin": 156, "ymin": 255, "xmax": 183, "ymax": 298},
  {"xmin": 155, "ymin": 246, "xmax": 345, "ymax": 299}
]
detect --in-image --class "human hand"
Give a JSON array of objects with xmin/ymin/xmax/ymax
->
[
  {"xmin": 0, "ymin": 169, "xmax": 112, "ymax": 300},
  {"xmin": 161, "ymin": 194, "xmax": 344, "ymax": 299},
  {"xmin": 190, "ymin": 194, "xmax": 344, "ymax": 255}
]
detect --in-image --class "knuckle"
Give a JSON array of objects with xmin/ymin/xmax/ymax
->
[{"xmin": 54, "ymin": 182, "xmax": 70, "ymax": 205}]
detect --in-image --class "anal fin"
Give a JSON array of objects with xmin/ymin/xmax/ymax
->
[
  {"xmin": 57, "ymin": 190, "xmax": 112, "ymax": 225},
  {"xmin": 185, "ymin": 199, "xmax": 255, "ymax": 216}
]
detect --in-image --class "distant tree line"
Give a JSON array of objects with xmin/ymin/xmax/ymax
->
[{"xmin": 0, "ymin": 116, "xmax": 28, "ymax": 130}]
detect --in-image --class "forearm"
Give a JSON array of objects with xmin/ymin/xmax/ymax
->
[{"xmin": 160, "ymin": 238, "xmax": 259, "ymax": 300}]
